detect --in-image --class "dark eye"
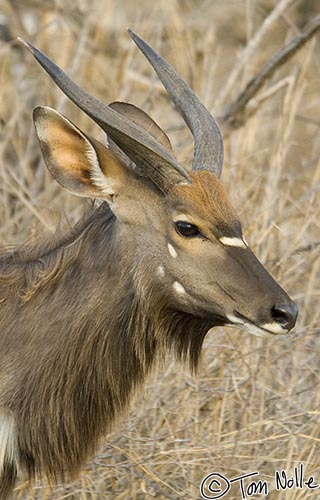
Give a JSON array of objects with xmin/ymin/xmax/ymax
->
[{"xmin": 175, "ymin": 221, "xmax": 200, "ymax": 238}]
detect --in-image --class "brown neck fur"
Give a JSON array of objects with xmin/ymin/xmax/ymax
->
[{"xmin": 0, "ymin": 203, "xmax": 216, "ymax": 487}]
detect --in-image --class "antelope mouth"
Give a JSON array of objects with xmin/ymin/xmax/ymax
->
[{"xmin": 227, "ymin": 312, "xmax": 289, "ymax": 337}]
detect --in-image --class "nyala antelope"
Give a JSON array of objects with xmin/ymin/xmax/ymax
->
[{"xmin": 0, "ymin": 30, "xmax": 297, "ymax": 498}]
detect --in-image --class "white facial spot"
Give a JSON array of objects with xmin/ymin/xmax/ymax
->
[
  {"xmin": 219, "ymin": 237, "xmax": 247, "ymax": 248},
  {"xmin": 167, "ymin": 243, "xmax": 177, "ymax": 258},
  {"xmin": 157, "ymin": 265, "xmax": 165, "ymax": 278},
  {"xmin": 173, "ymin": 281, "xmax": 186, "ymax": 296},
  {"xmin": 0, "ymin": 412, "xmax": 16, "ymax": 475}
]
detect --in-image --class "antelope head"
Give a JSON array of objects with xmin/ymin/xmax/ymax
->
[{"xmin": 21, "ymin": 30, "xmax": 298, "ymax": 338}]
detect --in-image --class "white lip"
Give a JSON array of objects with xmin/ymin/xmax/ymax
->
[{"xmin": 226, "ymin": 313, "xmax": 288, "ymax": 337}]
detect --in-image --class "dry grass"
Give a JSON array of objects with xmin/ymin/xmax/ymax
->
[{"xmin": 1, "ymin": 0, "xmax": 320, "ymax": 498}]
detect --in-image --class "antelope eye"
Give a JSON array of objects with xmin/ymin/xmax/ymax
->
[{"xmin": 175, "ymin": 221, "xmax": 200, "ymax": 238}]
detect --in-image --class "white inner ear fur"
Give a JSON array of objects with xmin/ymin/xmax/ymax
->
[
  {"xmin": 219, "ymin": 236, "xmax": 247, "ymax": 248},
  {"xmin": 82, "ymin": 138, "xmax": 115, "ymax": 198},
  {"xmin": 35, "ymin": 106, "xmax": 114, "ymax": 201},
  {"xmin": 46, "ymin": 109, "xmax": 115, "ymax": 198}
]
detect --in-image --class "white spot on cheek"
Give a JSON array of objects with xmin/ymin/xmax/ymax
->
[
  {"xmin": 173, "ymin": 281, "xmax": 186, "ymax": 295},
  {"xmin": 157, "ymin": 265, "xmax": 165, "ymax": 278},
  {"xmin": 219, "ymin": 237, "xmax": 247, "ymax": 248},
  {"xmin": 167, "ymin": 243, "xmax": 177, "ymax": 258}
]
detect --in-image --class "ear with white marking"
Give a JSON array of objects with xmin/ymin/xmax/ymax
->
[{"xmin": 33, "ymin": 106, "xmax": 131, "ymax": 203}]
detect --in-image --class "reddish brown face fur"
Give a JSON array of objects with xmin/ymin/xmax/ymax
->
[
  {"xmin": 138, "ymin": 169, "xmax": 296, "ymax": 334},
  {"xmin": 170, "ymin": 171, "xmax": 241, "ymax": 239}
]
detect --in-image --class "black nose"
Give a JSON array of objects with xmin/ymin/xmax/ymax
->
[{"xmin": 271, "ymin": 303, "xmax": 298, "ymax": 330}]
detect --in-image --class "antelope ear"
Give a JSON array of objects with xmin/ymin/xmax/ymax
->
[
  {"xmin": 109, "ymin": 101, "xmax": 174, "ymax": 154},
  {"xmin": 33, "ymin": 106, "xmax": 130, "ymax": 202}
]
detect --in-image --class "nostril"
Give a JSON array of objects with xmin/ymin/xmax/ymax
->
[{"xmin": 271, "ymin": 303, "xmax": 298, "ymax": 330}]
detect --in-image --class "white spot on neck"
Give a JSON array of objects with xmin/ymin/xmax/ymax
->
[
  {"xmin": 173, "ymin": 281, "xmax": 186, "ymax": 295},
  {"xmin": 157, "ymin": 265, "xmax": 165, "ymax": 278},
  {"xmin": 0, "ymin": 412, "xmax": 16, "ymax": 475},
  {"xmin": 219, "ymin": 236, "xmax": 247, "ymax": 248},
  {"xmin": 167, "ymin": 243, "xmax": 177, "ymax": 258}
]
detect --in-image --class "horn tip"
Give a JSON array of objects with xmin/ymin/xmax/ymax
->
[
  {"xmin": 127, "ymin": 28, "xmax": 137, "ymax": 40},
  {"xmin": 127, "ymin": 29, "xmax": 151, "ymax": 56},
  {"xmin": 17, "ymin": 37, "xmax": 36, "ymax": 54}
]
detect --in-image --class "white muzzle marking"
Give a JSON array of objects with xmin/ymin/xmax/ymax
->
[{"xmin": 227, "ymin": 314, "xmax": 287, "ymax": 336}]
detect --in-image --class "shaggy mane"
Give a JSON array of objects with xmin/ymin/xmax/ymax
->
[{"xmin": 0, "ymin": 203, "xmax": 114, "ymax": 301}]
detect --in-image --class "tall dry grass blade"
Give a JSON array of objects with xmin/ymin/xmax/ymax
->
[
  {"xmin": 215, "ymin": 0, "xmax": 300, "ymax": 108},
  {"xmin": 220, "ymin": 15, "xmax": 320, "ymax": 128}
]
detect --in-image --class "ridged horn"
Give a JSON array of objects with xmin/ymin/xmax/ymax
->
[
  {"xmin": 18, "ymin": 37, "xmax": 190, "ymax": 192},
  {"xmin": 128, "ymin": 29, "xmax": 224, "ymax": 177}
]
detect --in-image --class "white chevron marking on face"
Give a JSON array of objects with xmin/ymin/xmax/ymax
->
[{"xmin": 219, "ymin": 237, "xmax": 247, "ymax": 248}]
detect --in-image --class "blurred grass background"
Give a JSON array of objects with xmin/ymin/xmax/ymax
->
[{"xmin": 1, "ymin": 0, "xmax": 320, "ymax": 498}]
